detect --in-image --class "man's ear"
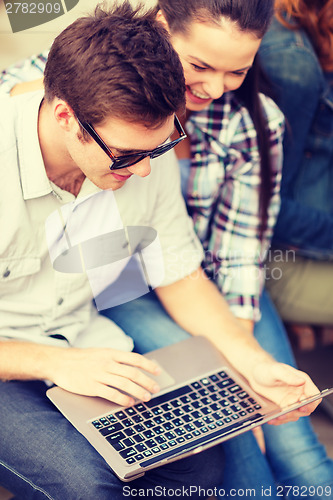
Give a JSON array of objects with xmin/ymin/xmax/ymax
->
[
  {"xmin": 53, "ymin": 100, "xmax": 77, "ymax": 132},
  {"xmin": 156, "ymin": 9, "xmax": 170, "ymax": 33}
]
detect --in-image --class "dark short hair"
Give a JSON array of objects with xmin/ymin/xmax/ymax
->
[{"xmin": 44, "ymin": 1, "xmax": 185, "ymax": 128}]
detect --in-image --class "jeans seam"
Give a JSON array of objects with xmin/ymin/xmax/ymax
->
[{"xmin": 0, "ymin": 460, "xmax": 55, "ymax": 500}]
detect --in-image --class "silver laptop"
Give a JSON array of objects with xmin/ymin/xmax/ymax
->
[{"xmin": 47, "ymin": 336, "xmax": 333, "ymax": 482}]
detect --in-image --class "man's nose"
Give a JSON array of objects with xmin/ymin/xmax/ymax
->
[{"xmin": 128, "ymin": 156, "xmax": 151, "ymax": 177}]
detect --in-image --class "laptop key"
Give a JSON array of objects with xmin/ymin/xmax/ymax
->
[
  {"xmin": 228, "ymin": 396, "xmax": 240, "ymax": 404},
  {"xmin": 134, "ymin": 424, "xmax": 145, "ymax": 433},
  {"xmin": 126, "ymin": 457, "xmax": 136, "ymax": 464},
  {"xmin": 106, "ymin": 414, "xmax": 118, "ymax": 423},
  {"xmin": 182, "ymin": 415, "xmax": 194, "ymax": 423},
  {"xmin": 135, "ymin": 443, "xmax": 147, "ymax": 453},
  {"xmin": 122, "ymin": 419, "xmax": 134, "ymax": 427},
  {"xmin": 161, "ymin": 403, "xmax": 173, "ymax": 411},
  {"xmin": 165, "ymin": 432, "xmax": 176, "ymax": 440},
  {"xmin": 99, "ymin": 417, "xmax": 109, "ymax": 426},
  {"xmin": 104, "ymin": 431, "xmax": 126, "ymax": 443},
  {"xmin": 135, "ymin": 403, "xmax": 146, "ymax": 412},
  {"xmin": 124, "ymin": 428, "xmax": 135, "ymax": 437},
  {"xmin": 125, "ymin": 408, "xmax": 137, "ymax": 417},
  {"xmin": 191, "ymin": 382, "xmax": 201, "ymax": 390},
  {"xmin": 172, "ymin": 418, "xmax": 183, "ymax": 427},
  {"xmin": 99, "ymin": 423, "xmax": 124, "ymax": 436},
  {"xmin": 171, "ymin": 399, "xmax": 182, "ymax": 408},
  {"xmin": 194, "ymin": 420, "xmax": 204, "ymax": 428},
  {"xmin": 115, "ymin": 411, "xmax": 127, "ymax": 420},
  {"xmin": 229, "ymin": 385, "xmax": 242, "ymax": 393},
  {"xmin": 173, "ymin": 409, "xmax": 185, "ymax": 417},
  {"xmin": 184, "ymin": 423, "xmax": 195, "ymax": 432},
  {"xmin": 180, "ymin": 396, "xmax": 192, "ymax": 404},
  {"xmin": 152, "ymin": 408, "xmax": 163, "ymax": 415},
  {"xmin": 119, "ymin": 447, "xmax": 137, "ymax": 459},
  {"xmin": 92, "ymin": 420, "xmax": 103, "ymax": 429},
  {"xmin": 237, "ymin": 391, "xmax": 249, "ymax": 399},
  {"xmin": 123, "ymin": 438, "xmax": 135, "ymax": 447},
  {"xmin": 145, "ymin": 385, "xmax": 192, "ymax": 408},
  {"xmin": 133, "ymin": 434, "xmax": 145, "ymax": 443},
  {"xmin": 200, "ymin": 378, "xmax": 210, "ymax": 385},
  {"xmin": 146, "ymin": 439, "xmax": 157, "ymax": 448},
  {"xmin": 132, "ymin": 415, "xmax": 144, "ymax": 423},
  {"xmin": 143, "ymin": 430, "xmax": 155, "ymax": 439},
  {"xmin": 154, "ymin": 417, "xmax": 165, "ymax": 425},
  {"xmin": 217, "ymin": 378, "xmax": 234, "ymax": 388},
  {"xmin": 163, "ymin": 422, "xmax": 174, "ymax": 431},
  {"xmin": 144, "ymin": 420, "xmax": 155, "ymax": 429}
]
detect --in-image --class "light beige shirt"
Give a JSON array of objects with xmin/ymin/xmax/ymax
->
[{"xmin": 0, "ymin": 91, "xmax": 203, "ymax": 348}]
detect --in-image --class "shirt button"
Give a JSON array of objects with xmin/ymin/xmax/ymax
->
[
  {"xmin": 57, "ymin": 297, "xmax": 64, "ymax": 306},
  {"xmin": 3, "ymin": 269, "xmax": 10, "ymax": 278}
]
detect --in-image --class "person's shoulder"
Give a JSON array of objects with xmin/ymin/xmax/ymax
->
[
  {"xmin": 260, "ymin": 18, "xmax": 320, "ymax": 74},
  {"xmin": 0, "ymin": 95, "xmax": 17, "ymax": 152},
  {"xmin": 0, "ymin": 90, "xmax": 43, "ymax": 154}
]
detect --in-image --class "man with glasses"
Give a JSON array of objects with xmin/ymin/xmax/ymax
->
[{"xmin": 0, "ymin": 3, "xmax": 224, "ymax": 499}]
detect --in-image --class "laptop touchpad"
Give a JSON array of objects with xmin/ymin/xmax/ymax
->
[{"xmin": 149, "ymin": 360, "xmax": 175, "ymax": 390}]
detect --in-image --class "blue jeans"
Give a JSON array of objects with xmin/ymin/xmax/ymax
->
[
  {"xmin": 103, "ymin": 289, "xmax": 333, "ymax": 499},
  {"xmin": 0, "ymin": 380, "xmax": 224, "ymax": 500}
]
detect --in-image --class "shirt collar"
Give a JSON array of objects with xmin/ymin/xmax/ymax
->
[{"xmin": 17, "ymin": 90, "xmax": 53, "ymax": 200}]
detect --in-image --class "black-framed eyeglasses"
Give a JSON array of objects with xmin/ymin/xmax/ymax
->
[{"xmin": 77, "ymin": 115, "xmax": 186, "ymax": 170}]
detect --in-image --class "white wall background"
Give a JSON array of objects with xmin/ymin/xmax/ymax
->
[{"xmin": 0, "ymin": 0, "xmax": 157, "ymax": 72}]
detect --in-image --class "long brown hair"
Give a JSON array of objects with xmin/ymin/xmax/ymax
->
[{"xmin": 275, "ymin": 0, "xmax": 333, "ymax": 71}]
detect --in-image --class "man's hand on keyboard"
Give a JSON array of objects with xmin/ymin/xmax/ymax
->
[
  {"xmin": 249, "ymin": 360, "xmax": 320, "ymax": 425},
  {"xmin": 51, "ymin": 348, "xmax": 161, "ymax": 406}
]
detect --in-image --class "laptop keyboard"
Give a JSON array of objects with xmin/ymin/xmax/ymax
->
[{"xmin": 90, "ymin": 370, "xmax": 263, "ymax": 466}]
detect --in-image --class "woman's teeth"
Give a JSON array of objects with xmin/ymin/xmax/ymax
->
[{"xmin": 190, "ymin": 88, "xmax": 211, "ymax": 100}]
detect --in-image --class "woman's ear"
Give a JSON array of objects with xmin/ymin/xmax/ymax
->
[{"xmin": 156, "ymin": 9, "xmax": 170, "ymax": 33}]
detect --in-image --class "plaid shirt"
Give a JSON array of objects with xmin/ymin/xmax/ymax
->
[
  {"xmin": 185, "ymin": 92, "xmax": 284, "ymax": 321},
  {"xmin": 0, "ymin": 50, "xmax": 49, "ymax": 96},
  {"xmin": 0, "ymin": 54, "xmax": 284, "ymax": 321}
]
